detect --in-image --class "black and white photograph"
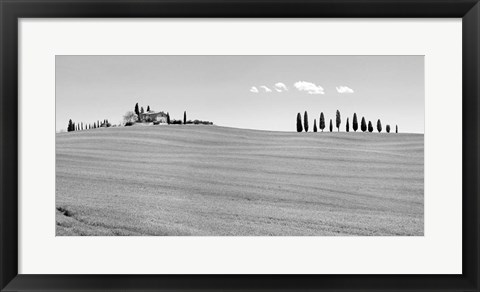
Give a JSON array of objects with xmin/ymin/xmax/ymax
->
[{"xmin": 55, "ymin": 55, "xmax": 424, "ymax": 236}]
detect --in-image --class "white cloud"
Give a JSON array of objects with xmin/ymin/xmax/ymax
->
[
  {"xmin": 336, "ymin": 86, "xmax": 354, "ymax": 93},
  {"xmin": 250, "ymin": 86, "xmax": 259, "ymax": 93},
  {"xmin": 274, "ymin": 82, "xmax": 288, "ymax": 92},
  {"xmin": 260, "ymin": 85, "xmax": 272, "ymax": 93},
  {"xmin": 294, "ymin": 81, "xmax": 325, "ymax": 95}
]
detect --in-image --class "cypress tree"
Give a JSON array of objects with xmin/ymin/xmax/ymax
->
[
  {"xmin": 141, "ymin": 107, "xmax": 144, "ymax": 114},
  {"xmin": 135, "ymin": 103, "xmax": 140, "ymax": 121},
  {"xmin": 167, "ymin": 112, "xmax": 170, "ymax": 124},
  {"xmin": 361, "ymin": 117, "xmax": 367, "ymax": 132},
  {"xmin": 353, "ymin": 113, "xmax": 358, "ymax": 132},
  {"xmin": 329, "ymin": 119, "xmax": 333, "ymax": 132},
  {"xmin": 346, "ymin": 118, "xmax": 350, "ymax": 132},
  {"xmin": 336, "ymin": 110, "xmax": 341, "ymax": 132},
  {"xmin": 396, "ymin": 125, "xmax": 398, "ymax": 133},
  {"xmin": 147, "ymin": 105, "xmax": 150, "ymax": 112},
  {"xmin": 304, "ymin": 111, "xmax": 309, "ymax": 132},
  {"xmin": 296, "ymin": 113, "xmax": 303, "ymax": 132},
  {"xmin": 377, "ymin": 119, "xmax": 382, "ymax": 133},
  {"xmin": 184, "ymin": 111, "xmax": 187, "ymax": 124},
  {"xmin": 313, "ymin": 119, "xmax": 318, "ymax": 132},
  {"xmin": 67, "ymin": 119, "xmax": 73, "ymax": 132},
  {"xmin": 368, "ymin": 121, "xmax": 373, "ymax": 133},
  {"xmin": 386, "ymin": 125, "xmax": 391, "ymax": 133},
  {"xmin": 320, "ymin": 112, "xmax": 325, "ymax": 132}
]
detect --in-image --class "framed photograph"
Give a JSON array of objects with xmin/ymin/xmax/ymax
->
[{"xmin": 1, "ymin": 0, "xmax": 479, "ymax": 291}]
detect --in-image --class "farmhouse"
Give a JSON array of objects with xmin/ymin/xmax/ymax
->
[{"xmin": 139, "ymin": 110, "xmax": 168, "ymax": 123}]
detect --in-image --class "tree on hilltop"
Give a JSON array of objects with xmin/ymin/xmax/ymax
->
[
  {"xmin": 147, "ymin": 105, "xmax": 150, "ymax": 112},
  {"xmin": 396, "ymin": 125, "xmax": 398, "ymax": 133},
  {"xmin": 329, "ymin": 119, "xmax": 333, "ymax": 132},
  {"xmin": 377, "ymin": 119, "xmax": 382, "ymax": 133},
  {"xmin": 304, "ymin": 111, "xmax": 309, "ymax": 132},
  {"xmin": 320, "ymin": 112, "xmax": 325, "ymax": 132},
  {"xmin": 336, "ymin": 110, "xmax": 341, "ymax": 132},
  {"xmin": 353, "ymin": 113, "xmax": 358, "ymax": 132},
  {"xmin": 135, "ymin": 103, "xmax": 140, "ymax": 121},
  {"xmin": 361, "ymin": 117, "xmax": 367, "ymax": 132},
  {"xmin": 184, "ymin": 111, "xmax": 187, "ymax": 124},
  {"xmin": 166, "ymin": 112, "xmax": 171, "ymax": 124},
  {"xmin": 123, "ymin": 111, "xmax": 137, "ymax": 125},
  {"xmin": 346, "ymin": 118, "xmax": 350, "ymax": 132},
  {"xmin": 296, "ymin": 113, "xmax": 303, "ymax": 132},
  {"xmin": 368, "ymin": 121, "xmax": 373, "ymax": 133},
  {"xmin": 67, "ymin": 119, "xmax": 73, "ymax": 132},
  {"xmin": 313, "ymin": 119, "xmax": 318, "ymax": 132},
  {"xmin": 386, "ymin": 125, "xmax": 391, "ymax": 133}
]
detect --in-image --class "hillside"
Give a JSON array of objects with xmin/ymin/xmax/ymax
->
[{"xmin": 56, "ymin": 125, "xmax": 424, "ymax": 236}]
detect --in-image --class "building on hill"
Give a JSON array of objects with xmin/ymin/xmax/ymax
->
[{"xmin": 139, "ymin": 110, "xmax": 167, "ymax": 123}]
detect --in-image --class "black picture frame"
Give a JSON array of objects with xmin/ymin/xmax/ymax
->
[{"xmin": 1, "ymin": 0, "xmax": 479, "ymax": 291}]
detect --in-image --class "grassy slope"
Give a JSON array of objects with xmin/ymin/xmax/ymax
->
[{"xmin": 56, "ymin": 125, "xmax": 424, "ymax": 236}]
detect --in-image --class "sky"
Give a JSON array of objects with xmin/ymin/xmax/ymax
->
[{"xmin": 56, "ymin": 55, "xmax": 424, "ymax": 133}]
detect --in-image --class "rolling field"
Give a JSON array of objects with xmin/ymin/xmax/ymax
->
[{"xmin": 56, "ymin": 125, "xmax": 424, "ymax": 236}]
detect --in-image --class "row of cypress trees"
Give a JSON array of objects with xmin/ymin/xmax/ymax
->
[
  {"xmin": 67, "ymin": 119, "xmax": 111, "ymax": 132},
  {"xmin": 296, "ymin": 111, "xmax": 398, "ymax": 133}
]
